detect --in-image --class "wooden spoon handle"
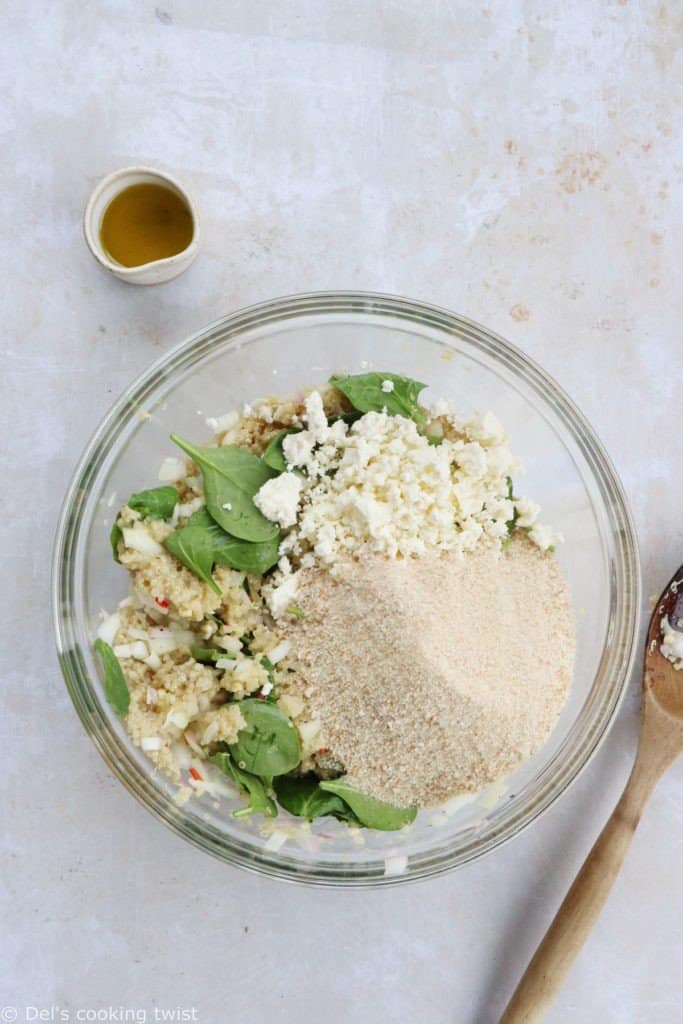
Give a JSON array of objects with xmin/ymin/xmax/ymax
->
[{"xmin": 499, "ymin": 755, "xmax": 663, "ymax": 1024}]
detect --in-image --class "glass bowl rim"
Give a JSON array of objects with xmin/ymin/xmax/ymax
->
[{"xmin": 51, "ymin": 289, "xmax": 641, "ymax": 887}]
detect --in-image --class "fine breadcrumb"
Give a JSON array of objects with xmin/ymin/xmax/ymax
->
[{"xmin": 281, "ymin": 535, "xmax": 575, "ymax": 806}]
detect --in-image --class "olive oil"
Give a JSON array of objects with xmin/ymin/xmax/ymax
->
[{"xmin": 99, "ymin": 183, "xmax": 193, "ymax": 267}]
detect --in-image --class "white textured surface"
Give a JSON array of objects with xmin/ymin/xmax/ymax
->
[{"xmin": 2, "ymin": 3, "xmax": 682, "ymax": 1022}]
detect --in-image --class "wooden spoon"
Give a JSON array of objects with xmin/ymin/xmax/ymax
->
[{"xmin": 500, "ymin": 565, "xmax": 683, "ymax": 1024}]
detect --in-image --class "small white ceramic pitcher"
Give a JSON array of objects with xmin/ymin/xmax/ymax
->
[{"xmin": 83, "ymin": 166, "xmax": 200, "ymax": 285}]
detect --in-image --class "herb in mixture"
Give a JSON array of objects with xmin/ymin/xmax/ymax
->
[
  {"xmin": 262, "ymin": 428, "xmax": 299, "ymax": 473},
  {"xmin": 94, "ymin": 639, "xmax": 130, "ymax": 716},
  {"xmin": 318, "ymin": 778, "xmax": 417, "ymax": 830},
  {"xmin": 329, "ymin": 372, "xmax": 427, "ymax": 424},
  {"xmin": 109, "ymin": 522, "xmax": 124, "ymax": 563},
  {"xmin": 210, "ymin": 751, "xmax": 277, "ymax": 818},
  {"xmin": 163, "ymin": 525, "xmax": 221, "ymax": 595},
  {"xmin": 171, "ymin": 436, "xmax": 279, "ymax": 542},
  {"xmin": 128, "ymin": 485, "xmax": 179, "ymax": 520},
  {"xmin": 228, "ymin": 699, "xmax": 301, "ymax": 783},
  {"xmin": 273, "ymin": 775, "xmax": 358, "ymax": 822},
  {"xmin": 188, "ymin": 508, "xmax": 280, "ymax": 574},
  {"xmin": 190, "ymin": 646, "xmax": 235, "ymax": 665},
  {"xmin": 110, "ymin": 485, "xmax": 179, "ymax": 563}
]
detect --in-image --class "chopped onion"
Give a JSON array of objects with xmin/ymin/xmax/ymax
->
[
  {"xmin": 158, "ymin": 457, "xmax": 186, "ymax": 482},
  {"xmin": 141, "ymin": 736, "xmax": 163, "ymax": 752},
  {"xmin": 122, "ymin": 527, "xmax": 163, "ymax": 557},
  {"xmin": 384, "ymin": 855, "xmax": 408, "ymax": 876},
  {"xmin": 264, "ymin": 830, "xmax": 288, "ymax": 852},
  {"xmin": 206, "ymin": 410, "xmax": 239, "ymax": 433},
  {"xmin": 216, "ymin": 657, "xmax": 236, "ymax": 670},
  {"xmin": 114, "ymin": 640, "xmax": 148, "ymax": 660},
  {"xmin": 148, "ymin": 636, "xmax": 177, "ymax": 656},
  {"xmin": 97, "ymin": 612, "xmax": 120, "ymax": 646},
  {"xmin": 267, "ymin": 640, "xmax": 290, "ymax": 665}
]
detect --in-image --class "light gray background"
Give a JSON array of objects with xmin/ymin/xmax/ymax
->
[{"xmin": 2, "ymin": 2, "xmax": 682, "ymax": 1022}]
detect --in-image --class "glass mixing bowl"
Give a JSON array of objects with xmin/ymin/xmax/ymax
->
[{"xmin": 52, "ymin": 292, "xmax": 640, "ymax": 886}]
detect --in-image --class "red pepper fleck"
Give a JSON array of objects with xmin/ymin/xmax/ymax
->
[
  {"xmin": 317, "ymin": 748, "xmax": 328, "ymax": 755},
  {"xmin": 257, "ymin": 693, "xmax": 266, "ymax": 701},
  {"xmin": 155, "ymin": 597, "xmax": 170, "ymax": 610},
  {"xmin": 189, "ymin": 766, "xmax": 203, "ymax": 781}
]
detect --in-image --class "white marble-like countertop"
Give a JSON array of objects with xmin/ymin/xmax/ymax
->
[{"xmin": 2, "ymin": 3, "xmax": 681, "ymax": 1022}]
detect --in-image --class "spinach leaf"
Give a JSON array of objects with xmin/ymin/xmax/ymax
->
[
  {"xmin": 190, "ymin": 646, "xmax": 235, "ymax": 665},
  {"xmin": 171, "ymin": 436, "xmax": 278, "ymax": 542},
  {"xmin": 329, "ymin": 372, "xmax": 427, "ymax": 425},
  {"xmin": 503, "ymin": 475, "xmax": 519, "ymax": 546},
  {"xmin": 163, "ymin": 525, "xmax": 221, "ymax": 595},
  {"xmin": 186, "ymin": 508, "xmax": 279, "ymax": 574},
  {"xmin": 319, "ymin": 779, "xmax": 417, "ymax": 831},
  {"xmin": 228, "ymin": 699, "xmax": 301, "ymax": 783},
  {"xmin": 274, "ymin": 775, "xmax": 358, "ymax": 822},
  {"xmin": 128, "ymin": 485, "xmax": 179, "ymax": 520},
  {"xmin": 110, "ymin": 486, "xmax": 178, "ymax": 565},
  {"xmin": 110, "ymin": 521, "xmax": 123, "ymax": 563},
  {"xmin": 262, "ymin": 429, "xmax": 299, "ymax": 473},
  {"xmin": 94, "ymin": 639, "xmax": 130, "ymax": 716},
  {"xmin": 210, "ymin": 751, "xmax": 277, "ymax": 819}
]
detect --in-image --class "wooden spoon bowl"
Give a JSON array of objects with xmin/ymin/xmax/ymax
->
[{"xmin": 500, "ymin": 564, "xmax": 683, "ymax": 1024}]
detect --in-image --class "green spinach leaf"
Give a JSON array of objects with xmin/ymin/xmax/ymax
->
[
  {"xmin": 94, "ymin": 639, "xmax": 130, "ymax": 716},
  {"xmin": 274, "ymin": 775, "xmax": 358, "ymax": 822},
  {"xmin": 163, "ymin": 525, "xmax": 221, "ymax": 595},
  {"xmin": 329, "ymin": 372, "xmax": 427, "ymax": 425},
  {"xmin": 170, "ymin": 436, "xmax": 278, "ymax": 542},
  {"xmin": 262, "ymin": 428, "xmax": 299, "ymax": 473},
  {"xmin": 128, "ymin": 485, "xmax": 179, "ymax": 520},
  {"xmin": 319, "ymin": 778, "xmax": 417, "ymax": 831},
  {"xmin": 110, "ymin": 521, "xmax": 123, "ymax": 563},
  {"xmin": 210, "ymin": 751, "xmax": 277, "ymax": 818},
  {"xmin": 190, "ymin": 646, "xmax": 235, "ymax": 665},
  {"xmin": 186, "ymin": 508, "xmax": 279, "ymax": 574},
  {"xmin": 228, "ymin": 699, "xmax": 301, "ymax": 783}
]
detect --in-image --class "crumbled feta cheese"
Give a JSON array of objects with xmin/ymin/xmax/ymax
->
[
  {"xmin": 261, "ymin": 681, "xmax": 274, "ymax": 696},
  {"xmin": 260, "ymin": 400, "xmax": 561, "ymax": 573},
  {"xmin": 514, "ymin": 497, "xmax": 541, "ymax": 528},
  {"xmin": 221, "ymin": 502, "xmax": 233, "ymax": 511},
  {"xmin": 282, "ymin": 430, "xmax": 316, "ymax": 468},
  {"xmin": 303, "ymin": 390, "xmax": 329, "ymax": 442},
  {"xmin": 267, "ymin": 572, "xmax": 301, "ymax": 619},
  {"xmin": 254, "ymin": 472, "xmax": 303, "ymax": 529},
  {"xmin": 381, "ymin": 379, "xmax": 395, "ymax": 393},
  {"xmin": 528, "ymin": 522, "xmax": 562, "ymax": 551}
]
